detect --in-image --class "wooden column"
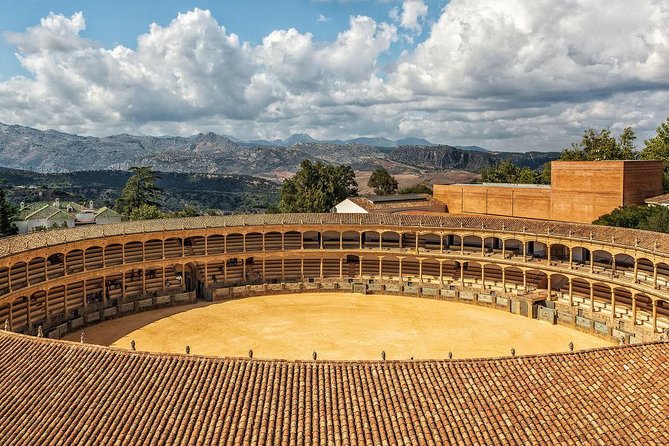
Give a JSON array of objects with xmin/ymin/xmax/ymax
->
[
  {"xmin": 339, "ymin": 233, "xmax": 343, "ymax": 250},
  {"xmin": 523, "ymin": 242, "xmax": 527, "ymax": 262},
  {"xmin": 502, "ymin": 241, "xmax": 506, "ymax": 259},
  {"xmin": 359, "ymin": 232, "xmax": 363, "ymax": 250},
  {"xmin": 379, "ymin": 233, "xmax": 383, "ymax": 250}
]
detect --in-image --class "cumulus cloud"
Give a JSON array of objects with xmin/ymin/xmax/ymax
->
[
  {"xmin": 391, "ymin": 0, "xmax": 428, "ymax": 32},
  {"xmin": 1, "ymin": 2, "xmax": 669, "ymax": 151}
]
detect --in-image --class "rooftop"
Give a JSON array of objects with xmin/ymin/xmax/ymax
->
[
  {"xmin": 0, "ymin": 332, "xmax": 666, "ymax": 444},
  {"xmin": 448, "ymin": 183, "xmax": 552, "ymax": 189},
  {"xmin": 645, "ymin": 193, "xmax": 669, "ymax": 205}
]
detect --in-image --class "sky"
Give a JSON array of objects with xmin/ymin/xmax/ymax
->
[{"xmin": 0, "ymin": 0, "xmax": 667, "ymax": 151}]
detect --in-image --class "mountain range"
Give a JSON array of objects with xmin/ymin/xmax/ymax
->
[{"xmin": 0, "ymin": 122, "xmax": 558, "ymax": 177}]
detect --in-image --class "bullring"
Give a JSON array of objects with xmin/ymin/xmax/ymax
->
[{"xmin": 0, "ymin": 213, "xmax": 668, "ymax": 444}]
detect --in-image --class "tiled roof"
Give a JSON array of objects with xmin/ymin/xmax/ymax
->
[
  {"xmin": 0, "ymin": 332, "xmax": 666, "ymax": 445},
  {"xmin": 645, "ymin": 193, "xmax": 669, "ymax": 205},
  {"xmin": 94, "ymin": 206, "xmax": 121, "ymax": 217},
  {"xmin": 18, "ymin": 203, "xmax": 72, "ymax": 221},
  {"xmin": 349, "ymin": 195, "xmax": 445, "ymax": 211},
  {"xmin": 3, "ymin": 213, "xmax": 669, "ymax": 260}
]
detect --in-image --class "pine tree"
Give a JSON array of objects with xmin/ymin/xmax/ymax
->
[{"xmin": 0, "ymin": 187, "xmax": 18, "ymax": 237}]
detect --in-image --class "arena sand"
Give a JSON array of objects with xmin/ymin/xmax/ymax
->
[{"xmin": 64, "ymin": 293, "xmax": 613, "ymax": 360}]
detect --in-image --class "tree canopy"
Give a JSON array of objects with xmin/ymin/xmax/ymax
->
[
  {"xmin": 480, "ymin": 160, "xmax": 546, "ymax": 184},
  {"xmin": 593, "ymin": 205, "xmax": 669, "ymax": 234},
  {"xmin": 367, "ymin": 167, "xmax": 398, "ymax": 195},
  {"xmin": 115, "ymin": 166, "xmax": 163, "ymax": 217},
  {"xmin": 640, "ymin": 115, "xmax": 669, "ymax": 189},
  {"xmin": 561, "ymin": 127, "xmax": 638, "ymax": 161},
  {"xmin": 0, "ymin": 186, "xmax": 18, "ymax": 237},
  {"xmin": 278, "ymin": 160, "xmax": 358, "ymax": 213},
  {"xmin": 398, "ymin": 183, "xmax": 432, "ymax": 194}
]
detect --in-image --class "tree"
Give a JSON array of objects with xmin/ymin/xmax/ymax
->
[
  {"xmin": 0, "ymin": 187, "xmax": 18, "ymax": 237},
  {"xmin": 171, "ymin": 206, "xmax": 200, "ymax": 218},
  {"xmin": 481, "ymin": 160, "xmax": 541, "ymax": 184},
  {"xmin": 592, "ymin": 205, "xmax": 653, "ymax": 228},
  {"xmin": 398, "ymin": 183, "xmax": 432, "ymax": 194},
  {"xmin": 127, "ymin": 204, "xmax": 166, "ymax": 221},
  {"xmin": 640, "ymin": 115, "xmax": 669, "ymax": 189},
  {"xmin": 562, "ymin": 127, "xmax": 638, "ymax": 161},
  {"xmin": 278, "ymin": 160, "xmax": 358, "ymax": 213},
  {"xmin": 368, "ymin": 167, "xmax": 398, "ymax": 195},
  {"xmin": 115, "ymin": 166, "xmax": 163, "ymax": 216}
]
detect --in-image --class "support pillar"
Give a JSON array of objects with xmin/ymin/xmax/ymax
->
[
  {"xmin": 439, "ymin": 261, "xmax": 444, "ymax": 285},
  {"xmin": 320, "ymin": 258, "xmax": 324, "ymax": 279},
  {"xmin": 399, "ymin": 258, "xmax": 403, "ymax": 282},
  {"xmin": 590, "ymin": 285, "xmax": 595, "ymax": 312},
  {"xmin": 460, "ymin": 262, "xmax": 465, "ymax": 286},
  {"xmin": 653, "ymin": 264, "xmax": 658, "ymax": 289},
  {"xmin": 547, "ymin": 244, "xmax": 551, "ymax": 265},
  {"xmin": 502, "ymin": 268, "xmax": 506, "ymax": 291},
  {"xmin": 634, "ymin": 259, "xmax": 638, "ymax": 282},
  {"xmin": 300, "ymin": 258, "xmax": 304, "ymax": 279},
  {"xmin": 378, "ymin": 257, "xmax": 383, "ymax": 278},
  {"xmin": 590, "ymin": 255, "xmax": 594, "ymax": 273},
  {"xmin": 358, "ymin": 256, "xmax": 363, "ymax": 278},
  {"xmin": 415, "ymin": 234, "xmax": 419, "ymax": 254},
  {"xmin": 523, "ymin": 242, "xmax": 527, "ymax": 262},
  {"xmin": 610, "ymin": 289, "xmax": 616, "ymax": 321},
  {"xmin": 418, "ymin": 259, "xmax": 423, "ymax": 283},
  {"xmin": 339, "ymin": 258, "xmax": 343, "ymax": 279},
  {"xmin": 569, "ymin": 248, "xmax": 573, "ymax": 269},
  {"xmin": 460, "ymin": 237, "xmax": 464, "ymax": 255},
  {"xmin": 569, "ymin": 279, "xmax": 573, "ymax": 306},
  {"xmin": 481, "ymin": 265, "xmax": 485, "ymax": 288},
  {"xmin": 652, "ymin": 300, "xmax": 658, "ymax": 333},
  {"xmin": 631, "ymin": 294, "xmax": 637, "ymax": 325},
  {"xmin": 523, "ymin": 270, "xmax": 527, "ymax": 292},
  {"xmin": 440, "ymin": 235, "xmax": 444, "ymax": 254}
]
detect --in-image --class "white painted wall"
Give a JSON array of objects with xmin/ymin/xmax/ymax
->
[{"xmin": 333, "ymin": 199, "xmax": 368, "ymax": 214}]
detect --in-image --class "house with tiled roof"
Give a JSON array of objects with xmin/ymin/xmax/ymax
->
[
  {"xmin": 334, "ymin": 194, "xmax": 446, "ymax": 214},
  {"xmin": 13, "ymin": 198, "xmax": 122, "ymax": 233}
]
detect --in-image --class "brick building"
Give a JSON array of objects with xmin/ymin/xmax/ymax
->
[{"xmin": 433, "ymin": 160, "xmax": 664, "ymax": 223}]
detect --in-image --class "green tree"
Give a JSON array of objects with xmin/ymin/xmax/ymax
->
[
  {"xmin": 0, "ymin": 187, "xmax": 18, "ymax": 237},
  {"xmin": 171, "ymin": 206, "xmax": 200, "ymax": 218},
  {"xmin": 368, "ymin": 167, "xmax": 398, "ymax": 195},
  {"xmin": 640, "ymin": 115, "xmax": 669, "ymax": 189},
  {"xmin": 592, "ymin": 205, "xmax": 653, "ymax": 228},
  {"xmin": 638, "ymin": 206, "xmax": 669, "ymax": 233},
  {"xmin": 398, "ymin": 183, "xmax": 432, "ymax": 194},
  {"xmin": 127, "ymin": 204, "xmax": 166, "ymax": 221},
  {"xmin": 480, "ymin": 160, "xmax": 520, "ymax": 183},
  {"xmin": 562, "ymin": 127, "xmax": 638, "ymax": 161},
  {"xmin": 115, "ymin": 166, "xmax": 163, "ymax": 216},
  {"xmin": 278, "ymin": 160, "xmax": 357, "ymax": 213}
]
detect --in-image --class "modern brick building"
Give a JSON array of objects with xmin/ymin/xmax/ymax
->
[{"xmin": 434, "ymin": 160, "xmax": 664, "ymax": 223}]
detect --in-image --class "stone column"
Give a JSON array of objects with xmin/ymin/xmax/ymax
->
[
  {"xmin": 547, "ymin": 244, "xmax": 551, "ymax": 265},
  {"xmin": 460, "ymin": 262, "xmax": 465, "ymax": 286},
  {"xmin": 339, "ymin": 258, "xmax": 343, "ymax": 279},
  {"xmin": 378, "ymin": 256, "xmax": 383, "ymax": 278},
  {"xmin": 652, "ymin": 299, "xmax": 658, "ymax": 333},
  {"xmin": 320, "ymin": 257, "xmax": 324, "ymax": 279},
  {"xmin": 418, "ymin": 259, "xmax": 423, "ymax": 283},
  {"xmin": 439, "ymin": 261, "xmax": 444, "ymax": 286},
  {"xmin": 399, "ymin": 258, "xmax": 403, "ymax": 282},
  {"xmin": 633, "ymin": 259, "xmax": 638, "ymax": 282},
  {"xmin": 631, "ymin": 294, "xmax": 637, "ymax": 325},
  {"xmin": 653, "ymin": 264, "xmax": 658, "ymax": 289},
  {"xmin": 358, "ymin": 256, "xmax": 363, "ymax": 278},
  {"xmin": 569, "ymin": 248, "xmax": 573, "ymax": 269},
  {"xmin": 502, "ymin": 267, "xmax": 506, "ymax": 291},
  {"xmin": 440, "ymin": 235, "xmax": 444, "ymax": 254},
  {"xmin": 523, "ymin": 269, "xmax": 527, "ymax": 292},
  {"xmin": 610, "ymin": 289, "xmax": 616, "ymax": 321},
  {"xmin": 590, "ymin": 284, "xmax": 595, "ymax": 312},
  {"xmin": 481, "ymin": 264, "xmax": 485, "ymax": 288},
  {"xmin": 569, "ymin": 278, "xmax": 573, "ymax": 306},
  {"xmin": 460, "ymin": 236, "xmax": 464, "ymax": 255}
]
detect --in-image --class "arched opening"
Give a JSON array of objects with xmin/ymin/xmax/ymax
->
[
  {"xmin": 341, "ymin": 231, "xmax": 360, "ymax": 250},
  {"xmin": 462, "ymin": 261, "xmax": 482, "ymax": 283},
  {"xmin": 65, "ymin": 249, "xmax": 84, "ymax": 274},
  {"xmin": 244, "ymin": 233, "xmax": 263, "ymax": 252},
  {"xmin": 444, "ymin": 234, "xmax": 461, "ymax": 252},
  {"xmin": 656, "ymin": 262, "xmax": 669, "ymax": 288},
  {"xmin": 482, "ymin": 264, "xmax": 503, "ymax": 289},
  {"xmin": 380, "ymin": 256, "xmax": 400, "ymax": 278},
  {"xmin": 164, "ymin": 238, "xmax": 183, "ymax": 258},
  {"xmin": 124, "ymin": 241, "xmax": 143, "ymax": 264},
  {"xmin": 9, "ymin": 262, "xmax": 27, "ymax": 291},
  {"xmin": 361, "ymin": 257, "xmax": 380, "ymax": 277},
  {"xmin": 419, "ymin": 233, "xmax": 441, "ymax": 251},
  {"xmin": 421, "ymin": 259, "xmax": 441, "ymax": 281},
  {"xmin": 549, "ymin": 244, "xmax": 569, "ymax": 263},
  {"xmin": 592, "ymin": 250, "xmax": 613, "ymax": 273},
  {"xmin": 441, "ymin": 260, "xmax": 460, "ymax": 282},
  {"xmin": 636, "ymin": 258, "xmax": 654, "ymax": 284},
  {"xmin": 571, "ymin": 246, "xmax": 590, "ymax": 265},
  {"xmin": 144, "ymin": 239, "xmax": 163, "ymax": 261},
  {"xmin": 184, "ymin": 236, "xmax": 206, "ymax": 256},
  {"xmin": 264, "ymin": 232, "xmax": 283, "ymax": 251},
  {"xmin": 322, "ymin": 231, "xmax": 341, "ymax": 249},
  {"xmin": 361, "ymin": 231, "xmax": 380, "ymax": 249},
  {"xmin": 206, "ymin": 235, "xmax": 225, "ymax": 254},
  {"xmin": 503, "ymin": 239, "xmax": 523, "ymax": 258},
  {"xmin": 613, "ymin": 287, "xmax": 633, "ymax": 319},
  {"xmin": 401, "ymin": 232, "xmax": 417, "ymax": 251},
  {"xmin": 592, "ymin": 282, "xmax": 612, "ymax": 313},
  {"xmin": 503, "ymin": 266, "xmax": 524, "ymax": 291},
  {"xmin": 0, "ymin": 267, "xmax": 8, "ymax": 296},
  {"xmin": 322, "ymin": 257, "xmax": 341, "ymax": 278},
  {"xmin": 549, "ymin": 273, "xmax": 570, "ymax": 298},
  {"xmin": 525, "ymin": 269, "xmax": 548, "ymax": 291},
  {"xmin": 381, "ymin": 231, "xmax": 400, "ymax": 250},
  {"xmin": 483, "ymin": 237, "xmax": 502, "ymax": 254},
  {"xmin": 284, "ymin": 231, "xmax": 302, "ymax": 250},
  {"xmin": 225, "ymin": 234, "xmax": 244, "ymax": 253},
  {"xmin": 526, "ymin": 241, "xmax": 547, "ymax": 260},
  {"xmin": 46, "ymin": 253, "xmax": 65, "ymax": 280},
  {"xmin": 634, "ymin": 293, "xmax": 653, "ymax": 326},
  {"xmin": 571, "ymin": 278, "xmax": 591, "ymax": 305},
  {"xmin": 302, "ymin": 231, "xmax": 320, "ymax": 249},
  {"xmin": 27, "ymin": 257, "xmax": 46, "ymax": 285},
  {"xmin": 29, "ymin": 290, "xmax": 46, "ymax": 330},
  {"xmin": 614, "ymin": 253, "xmax": 634, "ymax": 277},
  {"xmin": 462, "ymin": 235, "xmax": 482, "ymax": 253},
  {"xmin": 84, "ymin": 246, "xmax": 104, "ymax": 270}
]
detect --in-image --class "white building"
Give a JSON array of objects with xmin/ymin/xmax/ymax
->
[
  {"xmin": 333, "ymin": 194, "xmax": 446, "ymax": 214},
  {"xmin": 14, "ymin": 199, "xmax": 122, "ymax": 234}
]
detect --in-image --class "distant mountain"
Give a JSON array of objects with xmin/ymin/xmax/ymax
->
[{"xmin": 0, "ymin": 122, "xmax": 552, "ymax": 176}]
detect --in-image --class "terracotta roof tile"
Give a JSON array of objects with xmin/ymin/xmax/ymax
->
[{"xmin": 0, "ymin": 332, "xmax": 667, "ymax": 445}]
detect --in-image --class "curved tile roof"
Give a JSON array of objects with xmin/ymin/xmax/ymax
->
[
  {"xmin": 0, "ymin": 332, "xmax": 666, "ymax": 445},
  {"xmin": 1, "ymin": 213, "xmax": 669, "ymax": 260}
]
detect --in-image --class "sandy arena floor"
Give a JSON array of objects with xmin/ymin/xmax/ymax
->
[{"xmin": 64, "ymin": 293, "xmax": 613, "ymax": 360}]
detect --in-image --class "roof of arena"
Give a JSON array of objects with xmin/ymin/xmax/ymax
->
[
  {"xmin": 0, "ymin": 332, "xmax": 666, "ymax": 445},
  {"xmin": 2, "ymin": 213, "xmax": 669, "ymax": 260}
]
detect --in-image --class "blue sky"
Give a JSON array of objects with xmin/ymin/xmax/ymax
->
[{"xmin": 0, "ymin": 0, "xmax": 667, "ymax": 151}]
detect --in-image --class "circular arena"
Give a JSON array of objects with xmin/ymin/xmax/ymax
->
[{"xmin": 0, "ymin": 213, "xmax": 668, "ymax": 444}]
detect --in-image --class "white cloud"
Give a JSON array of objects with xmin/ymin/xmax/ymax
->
[
  {"xmin": 317, "ymin": 14, "xmax": 331, "ymax": 22},
  {"xmin": 0, "ymin": 3, "xmax": 668, "ymax": 151},
  {"xmin": 396, "ymin": 0, "xmax": 428, "ymax": 32}
]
